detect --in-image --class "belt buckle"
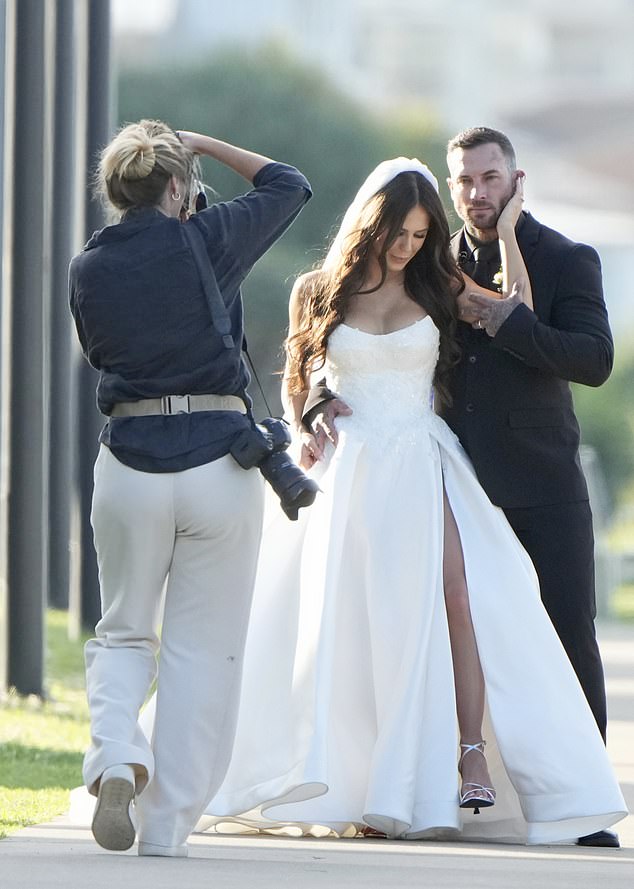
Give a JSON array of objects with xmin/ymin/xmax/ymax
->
[{"xmin": 161, "ymin": 394, "xmax": 191, "ymax": 415}]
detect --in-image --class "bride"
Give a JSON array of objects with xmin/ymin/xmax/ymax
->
[{"xmin": 159, "ymin": 159, "xmax": 626, "ymax": 843}]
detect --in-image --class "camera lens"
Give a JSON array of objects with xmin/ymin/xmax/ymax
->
[{"xmin": 259, "ymin": 452, "xmax": 319, "ymax": 520}]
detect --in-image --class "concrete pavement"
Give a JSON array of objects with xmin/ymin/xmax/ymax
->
[{"xmin": 1, "ymin": 621, "xmax": 633, "ymax": 888}]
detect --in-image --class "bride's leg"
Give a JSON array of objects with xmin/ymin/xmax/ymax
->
[{"xmin": 442, "ymin": 490, "xmax": 492, "ymax": 795}]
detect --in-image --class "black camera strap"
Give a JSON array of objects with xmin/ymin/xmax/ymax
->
[
  {"xmin": 182, "ymin": 212, "xmax": 317, "ymax": 519},
  {"xmin": 182, "ymin": 220, "xmax": 274, "ymax": 417},
  {"xmin": 182, "ymin": 222, "xmax": 234, "ymax": 350}
]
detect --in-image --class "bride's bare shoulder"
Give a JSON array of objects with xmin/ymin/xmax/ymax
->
[
  {"xmin": 290, "ymin": 269, "xmax": 327, "ymax": 305},
  {"xmin": 293, "ymin": 268, "xmax": 326, "ymax": 291}
]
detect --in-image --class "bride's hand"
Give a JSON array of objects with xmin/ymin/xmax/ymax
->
[
  {"xmin": 497, "ymin": 172, "xmax": 525, "ymax": 237},
  {"xmin": 297, "ymin": 430, "xmax": 323, "ymax": 470}
]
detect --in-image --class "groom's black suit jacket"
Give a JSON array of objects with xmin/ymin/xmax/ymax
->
[{"xmin": 440, "ymin": 211, "xmax": 613, "ymax": 510}]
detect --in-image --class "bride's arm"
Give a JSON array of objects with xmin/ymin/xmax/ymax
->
[
  {"xmin": 458, "ymin": 175, "xmax": 533, "ymax": 331},
  {"xmin": 497, "ymin": 174, "xmax": 533, "ymax": 309},
  {"xmin": 282, "ymin": 273, "xmax": 324, "ymax": 469}
]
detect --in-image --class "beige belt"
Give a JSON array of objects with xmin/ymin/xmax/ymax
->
[{"xmin": 110, "ymin": 393, "xmax": 247, "ymax": 417}]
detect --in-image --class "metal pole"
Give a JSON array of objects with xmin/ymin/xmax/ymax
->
[
  {"xmin": 7, "ymin": 0, "xmax": 55, "ymax": 695},
  {"xmin": 67, "ymin": 0, "xmax": 88, "ymax": 641},
  {"xmin": 0, "ymin": 0, "xmax": 10, "ymax": 694},
  {"xmin": 48, "ymin": 0, "xmax": 77, "ymax": 611},
  {"xmin": 70, "ymin": 0, "xmax": 112, "ymax": 633}
]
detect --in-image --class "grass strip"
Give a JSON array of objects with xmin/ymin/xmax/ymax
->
[{"xmin": 0, "ymin": 610, "xmax": 90, "ymax": 838}]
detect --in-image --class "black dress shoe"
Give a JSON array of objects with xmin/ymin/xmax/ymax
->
[{"xmin": 576, "ymin": 830, "xmax": 620, "ymax": 848}]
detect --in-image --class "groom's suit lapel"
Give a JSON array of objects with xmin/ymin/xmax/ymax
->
[{"xmin": 450, "ymin": 230, "xmax": 464, "ymax": 263}]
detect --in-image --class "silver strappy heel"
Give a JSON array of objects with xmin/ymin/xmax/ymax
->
[{"xmin": 459, "ymin": 740, "xmax": 496, "ymax": 815}]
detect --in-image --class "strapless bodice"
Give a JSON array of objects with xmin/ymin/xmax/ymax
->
[{"xmin": 323, "ymin": 316, "xmax": 441, "ymax": 449}]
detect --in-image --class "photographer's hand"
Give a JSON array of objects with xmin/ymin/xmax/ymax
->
[
  {"xmin": 175, "ymin": 131, "xmax": 274, "ymax": 183},
  {"xmin": 175, "ymin": 130, "xmax": 204, "ymax": 153}
]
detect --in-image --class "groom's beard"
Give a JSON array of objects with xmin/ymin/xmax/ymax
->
[{"xmin": 463, "ymin": 185, "xmax": 514, "ymax": 240}]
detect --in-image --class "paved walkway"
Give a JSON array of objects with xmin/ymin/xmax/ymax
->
[{"xmin": 1, "ymin": 622, "xmax": 633, "ymax": 888}]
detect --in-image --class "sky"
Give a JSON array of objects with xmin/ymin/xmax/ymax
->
[{"xmin": 111, "ymin": 0, "xmax": 177, "ymax": 33}]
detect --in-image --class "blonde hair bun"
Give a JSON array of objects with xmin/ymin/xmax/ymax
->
[{"xmin": 102, "ymin": 124, "xmax": 157, "ymax": 182}]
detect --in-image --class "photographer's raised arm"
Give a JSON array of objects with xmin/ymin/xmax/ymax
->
[
  {"xmin": 179, "ymin": 132, "xmax": 311, "ymax": 286},
  {"xmin": 176, "ymin": 131, "xmax": 274, "ymax": 183}
]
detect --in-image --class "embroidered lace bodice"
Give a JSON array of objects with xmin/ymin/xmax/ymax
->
[{"xmin": 324, "ymin": 316, "xmax": 454, "ymax": 453}]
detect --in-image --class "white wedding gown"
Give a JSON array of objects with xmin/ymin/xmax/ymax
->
[{"xmin": 185, "ymin": 315, "xmax": 626, "ymax": 844}]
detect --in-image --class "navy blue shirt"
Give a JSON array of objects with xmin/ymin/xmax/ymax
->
[{"xmin": 69, "ymin": 162, "xmax": 311, "ymax": 472}]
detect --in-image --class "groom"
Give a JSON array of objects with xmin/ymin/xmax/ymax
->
[{"xmin": 305, "ymin": 127, "xmax": 618, "ymax": 848}]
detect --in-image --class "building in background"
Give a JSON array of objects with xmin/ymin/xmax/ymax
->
[
  {"xmin": 113, "ymin": 0, "xmax": 634, "ymax": 331},
  {"xmin": 115, "ymin": 0, "xmax": 634, "ymax": 120}
]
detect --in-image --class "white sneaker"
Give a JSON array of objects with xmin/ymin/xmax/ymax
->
[{"xmin": 92, "ymin": 767, "xmax": 136, "ymax": 852}]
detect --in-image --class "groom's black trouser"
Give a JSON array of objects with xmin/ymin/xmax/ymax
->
[{"xmin": 503, "ymin": 499, "xmax": 608, "ymax": 741}]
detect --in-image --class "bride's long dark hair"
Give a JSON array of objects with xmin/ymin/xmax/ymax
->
[{"xmin": 285, "ymin": 171, "xmax": 463, "ymax": 405}]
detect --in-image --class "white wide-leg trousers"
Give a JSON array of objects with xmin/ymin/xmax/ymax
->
[{"xmin": 83, "ymin": 445, "xmax": 264, "ymax": 849}]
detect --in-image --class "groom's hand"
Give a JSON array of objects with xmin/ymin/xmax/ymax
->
[
  {"xmin": 310, "ymin": 398, "xmax": 353, "ymax": 450},
  {"xmin": 467, "ymin": 281, "xmax": 525, "ymax": 337}
]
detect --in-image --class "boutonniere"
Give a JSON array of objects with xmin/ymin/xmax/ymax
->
[{"xmin": 492, "ymin": 265, "xmax": 504, "ymax": 292}]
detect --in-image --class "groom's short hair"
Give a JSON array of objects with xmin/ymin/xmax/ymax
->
[{"xmin": 447, "ymin": 127, "xmax": 516, "ymax": 171}]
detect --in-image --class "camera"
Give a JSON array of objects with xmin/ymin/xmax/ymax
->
[{"xmin": 230, "ymin": 418, "xmax": 319, "ymax": 520}]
